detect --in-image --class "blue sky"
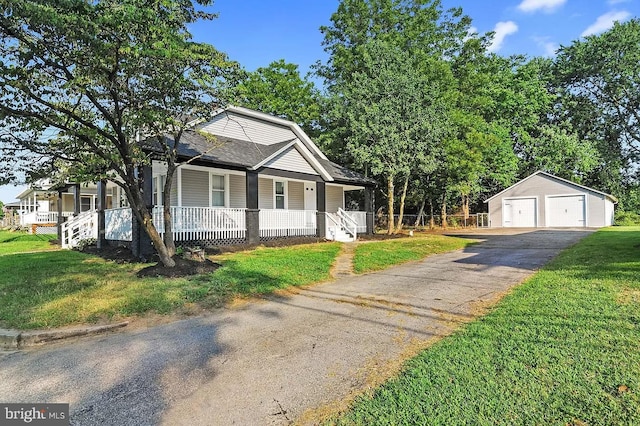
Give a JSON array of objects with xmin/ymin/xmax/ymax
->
[{"xmin": 1, "ymin": 0, "xmax": 638, "ymax": 203}]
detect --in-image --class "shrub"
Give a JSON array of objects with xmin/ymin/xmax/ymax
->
[{"xmin": 614, "ymin": 210, "xmax": 640, "ymax": 226}]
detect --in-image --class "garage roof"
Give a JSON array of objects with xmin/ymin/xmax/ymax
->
[{"xmin": 484, "ymin": 171, "xmax": 618, "ymax": 203}]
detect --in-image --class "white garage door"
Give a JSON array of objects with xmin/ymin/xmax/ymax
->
[
  {"xmin": 503, "ymin": 198, "xmax": 537, "ymax": 227},
  {"xmin": 547, "ymin": 195, "xmax": 585, "ymax": 227}
]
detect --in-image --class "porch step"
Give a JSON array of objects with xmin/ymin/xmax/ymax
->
[{"xmin": 330, "ymin": 227, "xmax": 355, "ymax": 243}]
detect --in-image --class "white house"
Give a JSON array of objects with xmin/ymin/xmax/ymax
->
[
  {"xmin": 485, "ymin": 171, "xmax": 617, "ymax": 228},
  {"xmin": 61, "ymin": 107, "xmax": 376, "ymax": 249}
]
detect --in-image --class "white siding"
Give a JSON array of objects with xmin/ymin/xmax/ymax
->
[
  {"xmin": 264, "ymin": 146, "xmax": 318, "ymax": 175},
  {"xmin": 326, "ymin": 185, "xmax": 344, "ymax": 213},
  {"xmin": 288, "ymin": 181, "xmax": 304, "ymax": 210},
  {"xmin": 258, "ymin": 178, "xmax": 273, "ymax": 209},
  {"xmin": 199, "ymin": 111, "xmax": 297, "ymax": 146},
  {"xmin": 181, "ymin": 169, "xmax": 209, "ymax": 207},
  {"xmin": 229, "ymin": 174, "xmax": 246, "ymax": 208},
  {"xmin": 605, "ymin": 199, "xmax": 615, "ymax": 226},
  {"xmin": 170, "ymin": 173, "xmax": 178, "ymax": 206}
]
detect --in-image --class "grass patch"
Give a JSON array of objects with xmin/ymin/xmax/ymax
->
[
  {"xmin": 0, "ymin": 242, "xmax": 341, "ymax": 329},
  {"xmin": 353, "ymin": 234, "xmax": 472, "ymax": 274},
  {"xmin": 0, "ymin": 230, "xmax": 57, "ymax": 255},
  {"xmin": 335, "ymin": 227, "xmax": 640, "ymax": 425}
]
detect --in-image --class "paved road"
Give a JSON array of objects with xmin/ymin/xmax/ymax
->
[{"xmin": 0, "ymin": 229, "xmax": 592, "ymax": 425}]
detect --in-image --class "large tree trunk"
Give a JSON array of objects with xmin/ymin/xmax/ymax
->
[
  {"xmin": 124, "ymin": 173, "xmax": 176, "ymax": 268},
  {"xmin": 414, "ymin": 198, "xmax": 426, "ymax": 228},
  {"xmin": 461, "ymin": 193, "xmax": 470, "ymax": 227},
  {"xmin": 395, "ymin": 175, "xmax": 409, "ymax": 234},
  {"xmin": 429, "ymin": 199, "xmax": 435, "ymax": 229},
  {"xmin": 441, "ymin": 192, "xmax": 448, "ymax": 230},
  {"xmin": 138, "ymin": 207, "xmax": 175, "ymax": 267},
  {"xmin": 163, "ymin": 164, "xmax": 177, "ymax": 257},
  {"xmin": 387, "ymin": 175, "xmax": 395, "ymax": 235}
]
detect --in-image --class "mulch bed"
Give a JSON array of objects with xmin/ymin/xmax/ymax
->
[{"xmin": 136, "ymin": 257, "xmax": 220, "ymax": 278}]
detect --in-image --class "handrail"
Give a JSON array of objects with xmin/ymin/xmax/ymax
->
[
  {"xmin": 337, "ymin": 208, "xmax": 357, "ymax": 238},
  {"xmin": 61, "ymin": 210, "xmax": 98, "ymax": 248}
]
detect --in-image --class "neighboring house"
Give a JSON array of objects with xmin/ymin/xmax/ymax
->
[
  {"xmin": 63, "ymin": 107, "xmax": 376, "ymax": 249},
  {"xmin": 485, "ymin": 171, "xmax": 617, "ymax": 228},
  {"xmin": 15, "ymin": 179, "xmax": 120, "ymax": 233}
]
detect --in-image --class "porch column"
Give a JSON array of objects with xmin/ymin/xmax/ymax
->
[
  {"xmin": 316, "ymin": 181, "xmax": 326, "ymax": 239},
  {"xmin": 364, "ymin": 186, "xmax": 375, "ymax": 235},
  {"xmin": 245, "ymin": 171, "xmax": 260, "ymax": 244},
  {"xmin": 72, "ymin": 184, "xmax": 81, "ymax": 216},
  {"xmin": 33, "ymin": 192, "xmax": 37, "ymax": 211},
  {"xmin": 57, "ymin": 190, "xmax": 63, "ymax": 243},
  {"xmin": 97, "ymin": 180, "xmax": 107, "ymax": 249}
]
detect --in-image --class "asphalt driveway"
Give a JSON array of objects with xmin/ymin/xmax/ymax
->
[{"xmin": 0, "ymin": 229, "xmax": 593, "ymax": 425}]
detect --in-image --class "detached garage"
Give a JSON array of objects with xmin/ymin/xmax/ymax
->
[{"xmin": 485, "ymin": 171, "xmax": 617, "ymax": 228}]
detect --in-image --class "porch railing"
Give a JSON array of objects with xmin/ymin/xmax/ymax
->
[
  {"xmin": 61, "ymin": 210, "xmax": 98, "ymax": 249},
  {"xmin": 105, "ymin": 207, "xmax": 133, "ymax": 241},
  {"xmin": 259, "ymin": 209, "xmax": 317, "ymax": 238},
  {"xmin": 345, "ymin": 210, "xmax": 367, "ymax": 233},
  {"xmin": 20, "ymin": 211, "xmax": 74, "ymax": 225},
  {"xmin": 337, "ymin": 208, "xmax": 357, "ymax": 238},
  {"xmin": 154, "ymin": 206, "xmax": 246, "ymax": 242}
]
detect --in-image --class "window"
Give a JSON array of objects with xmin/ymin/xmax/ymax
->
[
  {"xmin": 275, "ymin": 181, "xmax": 286, "ymax": 209},
  {"xmin": 154, "ymin": 175, "xmax": 166, "ymax": 206},
  {"xmin": 211, "ymin": 174, "xmax": 225, "ymax": 207},
  {"xmin": 80, "ymin": 196, "xmax": 92, "ymax": 212}
]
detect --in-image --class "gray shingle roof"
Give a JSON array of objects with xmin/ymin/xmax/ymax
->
[{"xmin": 148, "ymin": 130, "xmax": 374, "ymax": 186}]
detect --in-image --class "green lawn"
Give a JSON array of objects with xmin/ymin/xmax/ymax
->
[
  {"xmin": 335, "ymin": 227, "xmax": 640, "ymax": 425},
  {"xmin": 353, "ymin": 234, "xmax": 473, "ymax": 274},
  {"xmin": 0, "ymin": 230, "xmax": 57, "ymax": 255},
  {"xmin": 0, "ymin": 242, "xmax": 341, "ymax": 329}
]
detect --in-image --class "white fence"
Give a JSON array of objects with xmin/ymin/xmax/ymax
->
[
  {"xmin": 105, "ymin": 207, "xmax": 133, "ymax": 241},
  {"xmin": 259, "ymin": 209, "xmax": 317, "ymax": 238},
  {"xmin": 154, "ymin": 207, "xmax": 246, "ymax": 242}
]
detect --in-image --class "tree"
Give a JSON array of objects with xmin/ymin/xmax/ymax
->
[
  {"xmin": 328, "ymin": 40, "xmax": 445, "ymax": 234},
  {"xmin": 230, "ymin": 60, "xmax": 323, "ymax": 139},
  {"xmin": 555, "ymin": 19, "xmax": 640, "ymax": 160},
  {"xmin": 0, "ymin": 0, "xmax": 240, "ymax": 266}
]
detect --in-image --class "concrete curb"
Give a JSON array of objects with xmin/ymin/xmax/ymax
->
[{"xmin": 0, "ymin": 322, "xmax": 129, "ymax": 349}]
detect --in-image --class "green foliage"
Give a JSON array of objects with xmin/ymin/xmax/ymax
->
[
  {"xmin": 614, "ymin": 211, "xmax": 640, "ymax": 226},
  {"xmin": 337, "ymin": 228, "xmax": 640, "ymax": 425},
  {"xmin": 230, "ymin": 59, "xmax": 323, "ymax": 138},
  {"xmin": 0, "ymin": 0, "xmax": 241, "ymax": 265},
  {"xmin": 556, "ymin": 19, "xmax": 640, "ymax": 158}
]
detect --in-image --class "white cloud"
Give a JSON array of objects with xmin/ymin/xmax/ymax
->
[
  {"xmin": 488, "ymin": 21, "xmax": 519, "ymax": 53},
  {"xmin": 581, "ymin": 10, "xmax": 631, "ymax": 36},
  {"xmin": 518, "ymin": 0, "xmax": 567, "ymax": 13},
  {"xmin": 533, "ymin": 36, "xmax": 559, "ymax": 57}
]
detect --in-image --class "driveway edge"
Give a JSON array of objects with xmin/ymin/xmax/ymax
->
[{"xmin": 0, "ymin": 322, "xmax": 129, "ymax": 349}]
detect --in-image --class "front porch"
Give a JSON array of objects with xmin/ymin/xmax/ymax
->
[{"xmin": 96, "ymin": 206, "xmax": 369, "ymax": 249}]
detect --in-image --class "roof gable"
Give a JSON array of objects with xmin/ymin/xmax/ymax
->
[
  {"xmin": 485, "ymin": 171, "xmax": 618, "ymax": 203},
  {"xmin": 202, "ymin": 106, "xmax": 328, "ymax": 161}
]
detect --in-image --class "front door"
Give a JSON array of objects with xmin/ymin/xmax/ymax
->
[{"xmin": 304, "ymin": 182, "xmax": 316, "ymax": 211}]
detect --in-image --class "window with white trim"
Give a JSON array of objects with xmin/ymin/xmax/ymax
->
[
  {"xmin": 211, "ymin": 174, "xmax": 225, "ymax": 207},
  {"xmin": 80, "ymin": 196, "xmax": 92, "ymax": 212},
  {"xmin": 153, "ymin": 175, "xmax": 166, "ymax": 206},
  {"xmin": 275, "ymin": 181, "xmax": 286, "ymax": 209}
]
